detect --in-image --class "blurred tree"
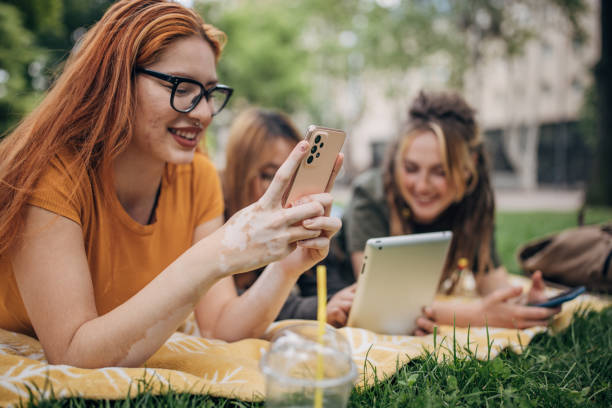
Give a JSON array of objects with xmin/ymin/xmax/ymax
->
[
  {"xmin": 43, "ymin": 0, "xmax": 114, "ymax": 65},
  {"xmin": 0, "ymin": 2, "xmax": 50, "ymax": 135},
  {"xmin": 197, "ymin": 0, "xmax": 459, "ymax": 118},
  {"xmin": 2, "ymin": 0, "xmax": 64, "ymax": 41},
  {"xmin": 1, "ymin": 0, "xmax": 596, "ymax": 180},
  {"xmin": 194, "ymin": 0, "xmax": 591, "ymax": 176},
  {"xmin": 0, "ymin": 0, "xmax": 113, "ymax": 136},
  {"xmin": 197, "ymin": 0, "xmax": 588, "ymax": 111},
  {"xmin": 198, "ymin": 2, "xmax": 311, "ymax": 115}
]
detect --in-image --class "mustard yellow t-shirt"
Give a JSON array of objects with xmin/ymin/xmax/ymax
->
[{"xmin": 0, "ymin": 151, "xmax": 224, "ymax": 337}]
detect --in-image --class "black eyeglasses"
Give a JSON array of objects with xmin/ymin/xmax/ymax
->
[{"xmin": 135, "ymin": 67, "xmax": 233, "ymax": 116}]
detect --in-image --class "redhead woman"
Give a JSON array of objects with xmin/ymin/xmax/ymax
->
[
  {"xmin": 340, "ymin": 91, "xmax": 559, "ymax": 334},
  {"xmin": 223, "ymin": 108, "xmax": 355, "ymax": 327},
  {"xmin": 0, "ymin": 0, "xmax": 341, "ymax": 368}
]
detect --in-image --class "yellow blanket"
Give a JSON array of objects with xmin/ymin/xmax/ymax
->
[{"xmin": 0, "ymin": 281, "xmax": 608, "ymax": 406}]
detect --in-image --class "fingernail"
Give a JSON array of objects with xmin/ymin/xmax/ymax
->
[
  {"xmin": 299, "ymin": 141, "xmax": 308, "ymax": 152},
  {"xmin": 303, "ymin": 219, "xmax": 313, "ymax": 226}
]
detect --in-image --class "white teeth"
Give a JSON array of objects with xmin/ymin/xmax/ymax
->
[{"xmin": 173, "ymin": 129, "xmax": 197, "ymax": 140}]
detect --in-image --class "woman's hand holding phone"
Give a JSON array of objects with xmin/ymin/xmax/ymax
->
[
  {"xmin": 218, "ymin": 141, "xmax": 326, "ymax": 275},
  {"xmin": 218, "ymin": 138, "xmax": 343, "ymax": 277},
  {"xmin": 478, "ymin": 286, "xmax": 561, "ymax": 328},
  {"xmin": 272, "ymin": 125, "xmax": 345, "ymax": 275},
  {"xmin": 525, "ymin": 271, "xmax": 549, "ymax": 305},
  {"xmin": 282, "ymin": 126, "xmax": 346, "ymax": 208},
  {"xmin": 413, "ymin": 281, "xmax": 562, "ymax": 335},
  {"xmin": 275, "ymin": 153, "xmax": 344, "ymax": 276}
]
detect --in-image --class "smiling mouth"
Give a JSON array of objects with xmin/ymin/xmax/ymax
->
[
  {"xmin": 169, "ymin": 128, "xmax": 198, "ymax": 141},
  {"xmin": 413, "ymin": 196, "xmax": 437, "ymax": 205}
]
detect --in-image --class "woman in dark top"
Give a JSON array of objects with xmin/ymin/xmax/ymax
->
[
  {"xmin": 342, "ymin": 90, "xmax": 559, "ymax": 333},
  {"xmin": 222, "ymin": 107, "xmax": 356, "ymax": 327}
]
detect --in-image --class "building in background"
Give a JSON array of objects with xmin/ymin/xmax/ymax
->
[{"xmin": 342, "ymin": 0, "xmax": 599, "ymax": 192}]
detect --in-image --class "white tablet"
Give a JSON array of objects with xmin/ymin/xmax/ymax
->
[{"xmin": 346, "ymin": 231, "xmax": 452, "ymax": 335}]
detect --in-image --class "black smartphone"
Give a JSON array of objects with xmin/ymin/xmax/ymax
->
[{"xmin": 528, "ymin": 286, "xmax": 586, "ymax": 308}]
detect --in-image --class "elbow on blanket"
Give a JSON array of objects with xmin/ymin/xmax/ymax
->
[
  {"xmin": 45, "ymin": 353, "xmax": 127, "ymax": 369},
  {"xmin": 199, "ymin": 324, "xmax": 266, "ymax": 343},
  {"xmin": 45, "ymin": 345, "xmax": 143, "ymax": 369}
]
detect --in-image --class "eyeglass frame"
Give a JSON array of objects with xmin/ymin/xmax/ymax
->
[{"xmin": 135, "ymin": 67, "xmax": 233, "ymax": 115}]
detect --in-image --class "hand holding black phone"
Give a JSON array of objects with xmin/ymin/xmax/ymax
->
[{"xmin": 528, "ymin": 286, "xmax": 586, "ymax": 308}]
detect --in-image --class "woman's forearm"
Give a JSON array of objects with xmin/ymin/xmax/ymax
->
[
  {"xmin": 59, "ymin": 232, "xmax": 230, "ymax": 368},
  {"xmin": 431, "ymin": 300, "xmax": 485, "ymax": 328},
  {"xmin": 203, "ymin": 261, "xmax": 301, "ymax": 341}
]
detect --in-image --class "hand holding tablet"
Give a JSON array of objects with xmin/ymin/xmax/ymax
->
[{"xmin": 347, "ymin": 231, "xmax": 452, "ymax": 335}]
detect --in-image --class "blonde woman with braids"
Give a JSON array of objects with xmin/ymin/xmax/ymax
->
[
  {"xmin": 223, "ymin": 108, "xmax": 355, "ymax": 327},
  {"xmin": 341, "ymin": 91, "xmax": 559, "ymax": 334},
  {"xmin": 0, "ymin": 0, "xmax": 342, "ymax": 368}
]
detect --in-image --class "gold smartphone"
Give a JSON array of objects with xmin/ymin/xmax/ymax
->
[{"xmin": 282, "ymin": 125, "xmax": 346, "ymax": 207}]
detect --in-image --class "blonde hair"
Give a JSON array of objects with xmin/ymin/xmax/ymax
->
[
  {"xmin": 383, "ymin": 91, "xmax": 495, "ymax": 293},
  {"xmin": 394, "ymin": 121, "xmax": 480, "ymax": 204}
]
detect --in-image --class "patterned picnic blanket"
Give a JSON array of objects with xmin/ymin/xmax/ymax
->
[{"xmin": 1, "ymin": 276, "xmax": 609, "ymax": 407}]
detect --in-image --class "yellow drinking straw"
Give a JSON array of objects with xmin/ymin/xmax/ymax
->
[{"xmin": 314, "ymin": 265, "xmax": 327, "ymax": 408}]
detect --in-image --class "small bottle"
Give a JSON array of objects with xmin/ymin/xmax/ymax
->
[{"xmin": 455, "ymin": 257, "xmax": 477, "ymax": 296}]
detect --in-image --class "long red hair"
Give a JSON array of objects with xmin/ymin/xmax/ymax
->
[{"xmin": 0, "ymin": 0, "xmax": 225, "ymax": 255}]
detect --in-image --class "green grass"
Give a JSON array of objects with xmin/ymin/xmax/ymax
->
[
  {"xmin": 21, "ymin": 207, "xmax": 612, "ymax": 407},
  {"xmin": 348, "ymin": 307, "xmax": 612, "ymax": 407}
]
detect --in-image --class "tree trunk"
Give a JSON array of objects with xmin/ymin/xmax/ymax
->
[{"xmin": 588, "ymin": 0, "xmax": 612, "ymax": 204}]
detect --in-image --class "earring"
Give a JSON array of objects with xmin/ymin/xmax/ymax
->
[{"xmin": 401, "ymin": 208, "xmax": 411, "ymax": 220}]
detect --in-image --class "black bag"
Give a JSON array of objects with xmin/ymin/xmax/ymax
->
[{"xmin": 517, "ymin": 223, "xmax": 612, "ymax": 293}]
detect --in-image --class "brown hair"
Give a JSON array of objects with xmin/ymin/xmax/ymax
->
[
  {"xmin": 382, "ymin": 90, "xmax": 495, "ymax": 292},
  {"xmin": 223, "ymin": 107, "xmax": 301, "ymax": 219},
  {"xmin": 0, "ymin": 0, "xmax": 226, "ymax": 255}
]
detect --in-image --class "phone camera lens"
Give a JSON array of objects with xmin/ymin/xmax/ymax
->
[
  {"xmin": 316, "ymin": 153, "xmax": 320, "ymax": 158},
  {"xmin": 314, "ymin": 135, "xmax": 321, "ymax": 143},
  {"xmin": 319, "ymin": 142, "xmax": 324, "ymax": 148},
  {"xmin": 310, "ymin": 145, "xmax": 317, "ymax": 154},
  {"xmin": 307, "ymin": 155, "xmax": 314, "ymax": 164}
]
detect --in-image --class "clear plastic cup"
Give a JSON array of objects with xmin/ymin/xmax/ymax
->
[{"xmin": 260, "ymin": 323, "xmax": 358, "ymax": 408}]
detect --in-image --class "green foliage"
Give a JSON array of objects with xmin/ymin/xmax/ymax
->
[
  {"xmin": 0, "ymin": 0, "xmax": 114, "ymax": 136},
  {"xmin": 2, "ymin": 0, "xmax": 64, "ymax": 39},
  {"xmin": 550, "ymin": 0, "xmax": 590, "ymax": 43},
  {"xmin": 198, "ymin": 0, "xmax": 467, "ymax": 116},
  {"xmin": 0, "ymin": 3, "xmax": 43, "ymax": 135},
  {"xmin": 198, "ymin": 1, "xmax": 312, "ymax": 115},
  {"xmin": 47, "ymin": 0, "xmax": 114, "ymax": 62}
]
